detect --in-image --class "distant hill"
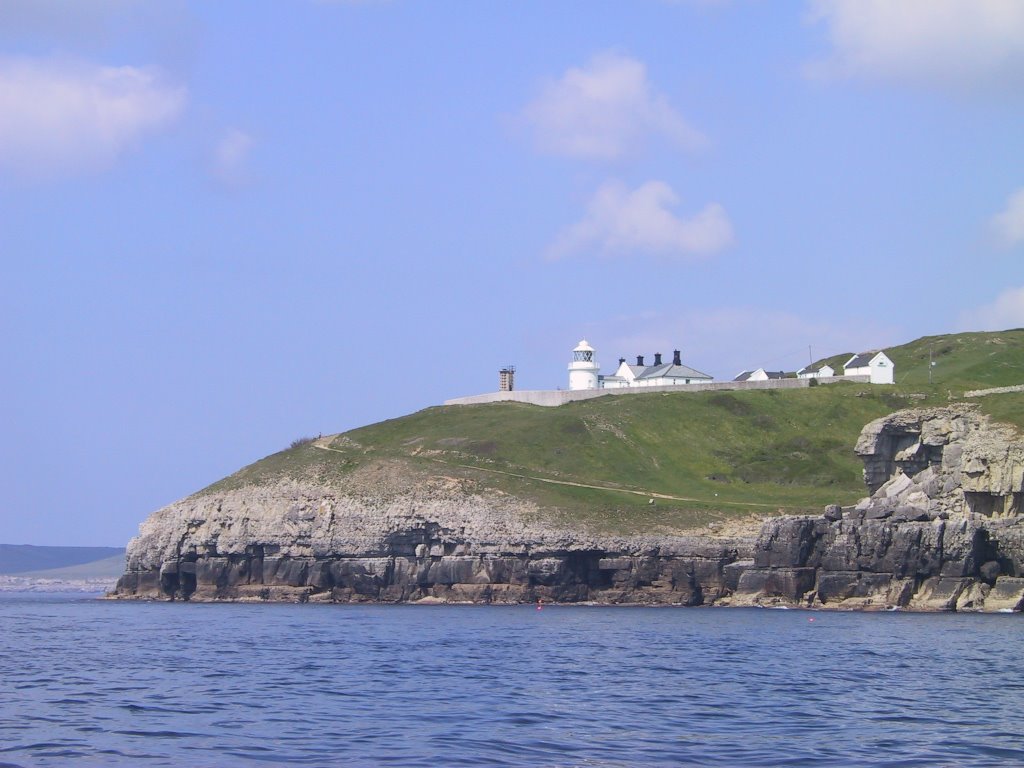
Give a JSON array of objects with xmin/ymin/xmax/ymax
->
[
  {"xmin": 0, "ymin": 545, "xmax": 126, "ymax": 575},
  {"xmin": 808, "ymin": 328, "xmax": 1024, "ymax": 389},
  {"xmin": 13, "ymin": 555, "xmax": 126, "ymax": 580}
]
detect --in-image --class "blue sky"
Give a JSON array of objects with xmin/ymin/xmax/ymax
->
[{"xmin": 2, "ymin": 1, "xmax": 1023, "ymax": 546}]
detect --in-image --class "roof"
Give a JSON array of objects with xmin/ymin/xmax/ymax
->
[
  {"xmin": 845, "ymin": 351, "xmax": 889, "ymax": 369},
  {"xmin": 797, "ymin": 361, "xmax": 833, "ymax": 374},
  {"xmin": 573, "ymin": 339, "xmax": 595, "ymax": 353},
  {"xmin": 734, "ymin": 368, "xmax": 788, "ymax": 381},
  {"xmin": 636, "ymin": 363, "xmax": 713, "ymax": 381}
]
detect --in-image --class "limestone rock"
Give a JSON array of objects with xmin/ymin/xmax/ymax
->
[{"xmin": 112, "ymin": 402, "xmax": 1024, "ymax": 612}]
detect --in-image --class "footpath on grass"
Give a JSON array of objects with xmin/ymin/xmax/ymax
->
[{"xmin": 312, "ymin": 442, "xmax": 781, "ymax": 510}]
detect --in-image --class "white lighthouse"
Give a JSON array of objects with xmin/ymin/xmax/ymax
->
[{"xmin": 568, "ymin": 339, "xmax": 600, "ymax": 390}]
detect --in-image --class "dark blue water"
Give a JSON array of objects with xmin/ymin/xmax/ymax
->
[{"xmin": 1, "ymin": 595, "xmax": 1023, "ymax": 767}]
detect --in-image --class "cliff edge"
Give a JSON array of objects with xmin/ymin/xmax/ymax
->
[{"xmin": 112, "ymin": 403, "xmax": 1024, "ymax": 611}]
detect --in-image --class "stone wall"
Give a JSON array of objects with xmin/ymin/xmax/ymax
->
[{"xmin": 444, "ymin": 376, "xmax": 871, "ymax": 408}]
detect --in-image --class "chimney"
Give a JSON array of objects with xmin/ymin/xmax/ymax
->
[
  {"xmin": 618, "ymin": 357, "xmax": 626, "ymax": 365},
  {"xmin": 654, "ymin": 352, "xmax": 662, "ymax": 366},
  {"xmin": 673, "ymin": 350, "xmax": 681, "ymax": 366},
  {"xmin": 636, "ymin": 355, "xmax": 645, "ymax": 366},
  {"xmin": 499, "ymin": 366, "xmax": 516, "ymax": 392}
]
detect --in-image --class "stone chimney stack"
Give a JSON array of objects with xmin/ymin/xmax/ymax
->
[
  {"xmin": 636, "ymin": 355, "xmax": 645, "ymax": 366},
  {"xmin": 673, "ymin": 350, "xmax": 681, "ymax": 366},
  {"xmin": 654, "ymin": 352, "xmax": 663, "ymax": 366}
]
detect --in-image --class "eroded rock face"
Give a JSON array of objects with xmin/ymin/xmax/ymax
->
[
  {"xmin": 854, "ymin": 404, "xmax": 1023, "ymax": 518},
  {"xmin": 728, "ymin": 514, "xmax": 1024, "ymax": 611},
  {"xmin": 112, "ymin": 405, "xmax": 1024, "ymax": 611},
  {"xmin": 728, "ymin": 404, "xmax": 1024, "ymax": 611},
  {"xmin": 112, "ymin": 460, "xmax": 752, "ymax": 605}
]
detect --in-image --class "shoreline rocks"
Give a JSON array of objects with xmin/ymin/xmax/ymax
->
[{"xmin": 111, "ymin": 404, "xmax": 1024, "ymax": 612}]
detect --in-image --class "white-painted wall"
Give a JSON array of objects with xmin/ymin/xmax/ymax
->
[
  {"xmin": 443, "ymin": 375, "xmax": 869, "ymax": 408},
  {"xmin": 868, "ymin": 354, "xmax": 894, "ymax": 384},
  {"xmin": 845, "ymin": 353, "xmax": 894, "ymax": 384},
  {"xmin": 797, "ymin": 364, "xmax": 834, "ymax": 380},
  {"xmin": 568, "ymin": 340, "xmax": 601, "ymax": 390},
  {"xmin": 569, "ymin": 365, "xmax": 600, "ymax": 390}
]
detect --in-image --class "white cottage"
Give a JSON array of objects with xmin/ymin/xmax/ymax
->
[
  {"xmin": 598, "ymin": 350, "xmax": 713, "ymax": 389},
  {"xmin": 733, "ymin": 368, "xmax": 787, "ymax": 382},
  {"xmin": 843, "ymin": 351, "xmax": 894, "ymax": 384},
  {"xmin": 796, "ymin": 362, "xmax": 835, "ymax": 380}
]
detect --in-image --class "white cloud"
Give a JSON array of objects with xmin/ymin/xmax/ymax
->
[
  {"xmin": 0, "ymin": 57, "xmax": 186, "ymax": 178},
  {"xmin": 212, "ymin": 128, "xmax": 255, "ymax": 186},
  {"xmin": 548, "ymin": 180, "xmax": 733, "ymax": 260},
  {"xmin": 807, "ymin": 0, "xmax": 1024, "ymax": 88},
  {"xmin": 991, "ymin": 188, "xmax": 1024, "ymax": 247},
  {"xmin": 597, "ymin": 307, "xmax": 900, "ymax": 379},
  {"xmin": 520, "ymin": 52, "xmax": 705, "ymax": 159},
  {"xmin": 958, "ymin": 286, "xmax": 1024, "ymax": 331}
]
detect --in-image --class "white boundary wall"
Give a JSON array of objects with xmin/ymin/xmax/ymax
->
[{"xmin": 444, "ymin": 375, "xmax": 870, "ymax": 408}]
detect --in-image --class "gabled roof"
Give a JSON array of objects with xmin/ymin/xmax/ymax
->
[
  {"xmin": 734, "ymin": 368, "xmax": 788, "ymax": 381},
  {"xmin": 845, "ymin": 351, "xmax": 889, "ymax": 369},
  {"xmin": 798, "ymin": 361, "xmax": 833, "ymax": 374}
]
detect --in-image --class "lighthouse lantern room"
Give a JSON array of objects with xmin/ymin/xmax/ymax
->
[{"xmin": 568, "ymin": 339, "xmax": 600, "ymax": 390}]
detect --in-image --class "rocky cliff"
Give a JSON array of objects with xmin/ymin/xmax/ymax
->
[
  {"xmin": 725, "ymin": 404, "xmax": 1024, "ymax": 611},
  {"xmin": 112, "ymin": 404, "xmax": 1024, "ymax": 611}
]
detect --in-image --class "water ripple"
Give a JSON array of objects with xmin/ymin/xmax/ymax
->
[{"xmin": 1, "ymin": 596, "xmax": 1023, "ymax": 766}]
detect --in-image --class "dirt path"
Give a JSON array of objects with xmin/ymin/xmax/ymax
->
[
  {"xmin": 312, "ymin": 441, "xmax": 781, "ymax": 509},
  {"xmin": 427, "ymin": 459, "xmax": 781, "ymax": 509}
]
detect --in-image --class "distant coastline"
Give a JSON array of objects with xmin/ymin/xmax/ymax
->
[
  {"xmin": 0, "ymin": 548, "xmax": 125, "ymax": 593},
  {"xmin": 0, "ymin": 575, "xmax": 115, "ymax": 593}
]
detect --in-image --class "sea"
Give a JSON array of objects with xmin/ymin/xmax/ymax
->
[{"xmin": 1, "ymin": 594, "xmax": 1022, "ymax": 768}]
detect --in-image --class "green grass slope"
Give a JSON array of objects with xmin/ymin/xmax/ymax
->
[
  {"xmin": 808, "ymin": 328, "xmax": 1024, "ymax": 389},
  {"xmin": 197, "ymin": 330, "xmax": 1023, "ymax": 536},
  {"xmin": 889, "ymin": 329, "xmax": 1024, "ymax": 388}
]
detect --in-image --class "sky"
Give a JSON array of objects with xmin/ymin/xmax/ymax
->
[{"xmin": 2, "ymin": 0, "xmax": 1023, "ymax": 546}]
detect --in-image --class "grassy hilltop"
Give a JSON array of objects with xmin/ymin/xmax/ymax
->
[
  {"xmin": 817, "ymin": 329, "xmax": 1024, "ymax": 390},
  {"xmin": 200, "ymin": 330, "xmax": 1024, "ymax": 535}
]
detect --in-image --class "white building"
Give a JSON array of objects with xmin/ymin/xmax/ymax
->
[
  {"xmin": 601, "ymin": 350, "xmax": 713, "ymax": 389},
  {"xmin": 733, "ymin": 368, "xmax": 788, "ymax": 382},
  {"xmin": 567, "ymin": 342, "xmax": 713, "ymax": 390},
  {"xmin": 796, "ymin": 362, "xmax": 835, "ymax": 379},
  {"xmin": 568, "ymin": 339, "xmax": 601, "ymax": 390},
  {"xmin": 843, "ymin": 351, "xmax": 895, "ymax": 384}
]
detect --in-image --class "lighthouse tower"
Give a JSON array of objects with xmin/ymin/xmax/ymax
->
[{"xmin": 568, "ymin": 339, "xmax": 600, "ymax": 390}]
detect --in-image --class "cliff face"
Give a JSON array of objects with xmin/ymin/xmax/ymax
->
[
  {"xmin": 113, "ymin": 460, "xmax": 752, "ymax": 605},
  {"xmin": 112, "ymin": 404, "xmax": 1024, "ymax": 611},
  {"xmin": 727, "ymin": 405, "xmax": 1024, "ymax": 611}
]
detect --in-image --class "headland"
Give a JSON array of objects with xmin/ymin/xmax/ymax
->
[{"xmin": 111, "ymin": 330, "xmax": 1024, "ymax": 611}]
